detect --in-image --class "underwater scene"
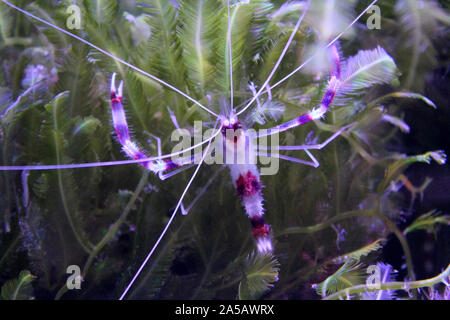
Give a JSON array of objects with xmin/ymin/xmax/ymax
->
[{"xmin": 0, "ymin": 0, "xmax": 449, "ymax": 301}]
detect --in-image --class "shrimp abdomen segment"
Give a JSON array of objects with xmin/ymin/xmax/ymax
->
[{"xmin": 229, "ymin": 163, "xmax": 272, "ymax": 254}]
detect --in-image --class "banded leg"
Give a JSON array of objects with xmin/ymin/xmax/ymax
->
[
  {"xmin": 110, "ymin": 74, "xmax": 150, "ymax": 168},
  {"xmin": 255, "ymin": 76, "xmax": 340, "ymax": 138},
  {"xmin": 254, "ymin": 43, "xmax": 342, "ymax": 139},
  {"xmin": 110, "ymin": 73, "xmax": 198, "ymax": 176}
]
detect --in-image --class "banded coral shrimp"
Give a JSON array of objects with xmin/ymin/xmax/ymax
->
[{"xmin": 0, "ymin": 0, "xmax": 447, "ymax": 300}]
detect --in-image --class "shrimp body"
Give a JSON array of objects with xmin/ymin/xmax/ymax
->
[{"xmin": 221, "ymin": 116, "xmax": 272, "ymax": 253}]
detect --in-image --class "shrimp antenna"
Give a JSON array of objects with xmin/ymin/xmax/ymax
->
[
  {"xmin": 227, "ymin": 0, "xmax": 234, "ymax": 113},
  {"xmin": 0, "ymin": 0, "xmax": 219, "ymax": 118},
  {"xmin": 237, "ymin": 0, "xmax": 379, "ymax": 116},
  {"xmin": 269, "ymin": 0, "xmax": 379, "ymax": 91},
  {"xmin": 119, "ymin": 121, "xmax": 218, "ymax": 300},
  {"xmin": 236, "ymin": 0, "xmax": 310, "ymax": 116},
  {"xmin": 0, "ymin": 127, "xmax": 222, "ymax": 171}
]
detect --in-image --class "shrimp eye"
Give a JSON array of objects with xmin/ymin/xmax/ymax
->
[
  {"xmin": 223, "ymin": 119, "xmax": 230, "ymax": 127},
  {"xmin": 230, "ymin": 117, "xmax": 236, "ymax": 125}
]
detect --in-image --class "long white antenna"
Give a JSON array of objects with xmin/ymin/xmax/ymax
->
[
  {"xmin": 236, "ymin": 0, "xmax": 310, "ymax": 116},
  {"xmin": 269, "ymin": 0, "xmax": 379, "ymax": 91},
  {"xmin": 227, "ymin": 0, "xmax": 234, "ymax": 113},
  {"xmin": 0, "ymin": 0, "xmax": 219, "ymax": 118},
  {"xmin": 119, "ymin": 121, "xmax": 218, "ymax": 300},
  {"xmin": 0, "ymin": 127, "xmax": 222, "ymax": 171},
  {"xmin": 237, "ymin": 0, "xmax": 379, "ymax": 116}
]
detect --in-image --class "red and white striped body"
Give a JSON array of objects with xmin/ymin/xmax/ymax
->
[
  {"xmin": 229, "ymin": 163, "xmax": 272, "ymax": 253},
  {"xmin": 109, "ymin": 43, "xmax": 342, "ymax": 255},
  {"xmin": 222, "ymin": 118, "xmax": 272, "ymax": 254}
]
